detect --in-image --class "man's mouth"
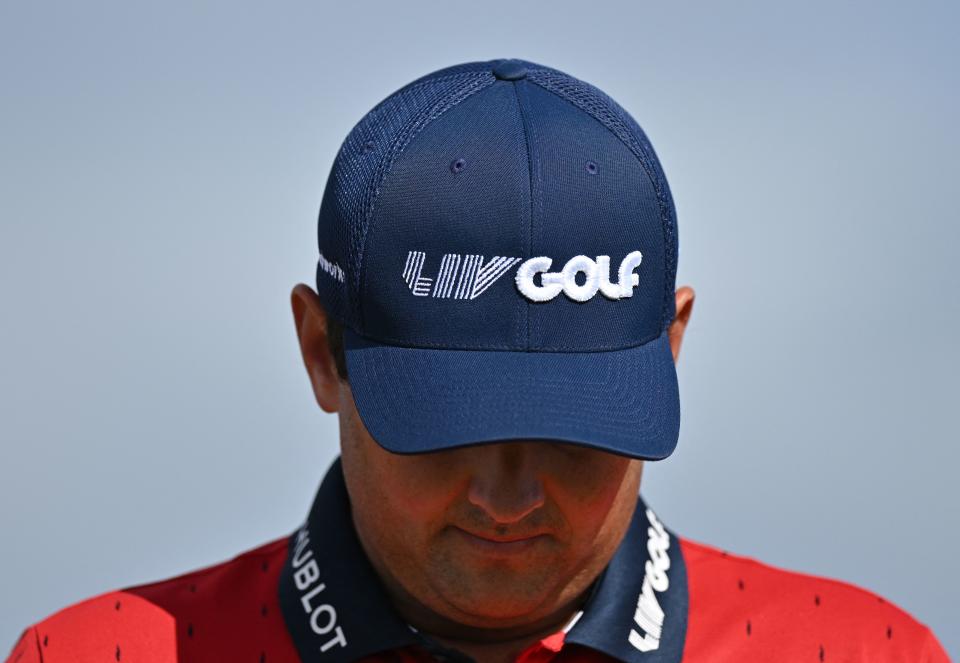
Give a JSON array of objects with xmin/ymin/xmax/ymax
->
[{"xmin": 450, "ymin": 526, "xmax": 551, "ymax": 555}]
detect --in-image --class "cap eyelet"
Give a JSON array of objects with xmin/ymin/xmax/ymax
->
[
  {"xmin": 363, "ymin": 140, "xmax": 376, "ymax": 153},
  {"xmin": 585, "ymin": 160, "xmax": 598, "ymax": 175},
  {"xmin": 450, "ymin": 158, "xmax": 467, "ymax": 174}
]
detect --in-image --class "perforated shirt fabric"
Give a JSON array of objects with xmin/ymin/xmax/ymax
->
[{"xmin": 6, "ymin": 459, "xmax": 950, "ymax": 663}]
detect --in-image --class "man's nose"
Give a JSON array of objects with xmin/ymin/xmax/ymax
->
[{"xmin": 465, "ymin": 442, "xmax": 546, "ymax": 525}]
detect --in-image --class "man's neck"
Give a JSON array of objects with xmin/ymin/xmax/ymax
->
[{"xmin": 415, "ymin": 608, "xmax": 581, "ymax": 663}]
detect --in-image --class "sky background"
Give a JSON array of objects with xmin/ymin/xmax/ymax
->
[{"xmin": 1, "ymin": 0, "xmax": 957, "ymax": 657}]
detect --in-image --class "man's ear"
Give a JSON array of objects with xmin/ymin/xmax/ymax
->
[
  {"xmin": 667, "ymin": 286, "xmax": 695, "ymax": 363},
  {"xmin": 290, "ymin": 284, "xmax": 341, "ymax": 413}
]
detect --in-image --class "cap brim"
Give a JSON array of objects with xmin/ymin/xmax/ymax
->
[{"xmin": 342, "ymin": 329, "xmax": 680, "ymax": 460}]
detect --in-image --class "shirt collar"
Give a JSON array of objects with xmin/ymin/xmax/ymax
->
[
  {"xmin": 278, "ymin": 458, "xmax": 688, "ymax": 662},
  {"xmin": 563, "ymin": 492, "xmax": 689, "ymax": 661}
]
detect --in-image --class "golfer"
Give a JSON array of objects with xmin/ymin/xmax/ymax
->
[{"xmin": 5, "ymin": 58, "xmax": 948, "ymax": 663}]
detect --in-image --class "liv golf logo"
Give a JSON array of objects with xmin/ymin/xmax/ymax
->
[
  {"xmin": 402, "ymin": 251, "xmax": 522, "ymax": 300},
  {"xmin": 402, "ymin": 250, "xmax": 643, "ymax": 303}
]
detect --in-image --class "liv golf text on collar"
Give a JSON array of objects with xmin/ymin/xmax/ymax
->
[
  {"xmin": 290, "ymin": 526, "xmax": 349, "ymax": 653},
  {"xmin": 400, "ymin": 250, "xmax": 644, "ymax": 303}
]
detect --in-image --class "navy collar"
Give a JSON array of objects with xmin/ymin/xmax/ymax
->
[
  {"xmin": 278, "ymin": 458, "xmax": 688, "ymax": 662},
  {"xmin": 563, "ymin": 494, "xmax": 689, "ymax": 661}
]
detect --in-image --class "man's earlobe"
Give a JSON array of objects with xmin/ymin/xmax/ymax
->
[
  {"xmin": 290, "ymin": 284, "xmax": 341, "ymax": 413},
  {"xmin": 668, "ymin": 286, "xmax": 695, "ymax": 363}
]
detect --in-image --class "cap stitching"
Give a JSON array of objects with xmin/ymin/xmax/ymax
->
[
  {"xmin": 359, "ymin": 71, "xmax": 488, "ymax": 121},
  {"xmin": 355, "ymin": 74, "xmax": 496, "ymax": 332},
  {"xmin": 510, "ymin": 80, "xmax": 536, "ymax": 351},
  {"xmin": 524, "ymin": 69, "xmax": 676, "ymax": 333},
  {"xmin": 347, "ymin": 326, "xmax": 663, "ymax": 353}
]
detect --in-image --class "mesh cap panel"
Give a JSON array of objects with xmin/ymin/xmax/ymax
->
[
  {"xmin": 316, "ymin": 63, "xmax": 496, "ymax": 329},
  {"xmin": 525, "ymin": 65, "xmax": 679, "ymax": 331}
]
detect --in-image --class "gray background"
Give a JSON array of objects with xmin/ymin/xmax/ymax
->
[{"xmin": 1, "ymin": 0, "xmax": 956, "ymax": 657}]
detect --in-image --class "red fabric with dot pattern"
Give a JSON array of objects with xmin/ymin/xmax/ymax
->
[
  {"xmin": 3, "ymin": 628, "xmax": 42, "ymax": 663},
  {"xmin": 124, "ymin": 538, "xmax": 300, "ymax": 662},
  {"xmin": 680, "ymin": 539, "xmax": 950, "ymax": 662},
  {"xmin": 5, "ymin": 535, "xmax": 949, "ymax": 662},
  {"xmin": 4, "ymin": 538, "xmax": 299, "ymax": 663},
  {"xmin": 10, "ymin": 592, "xmax": 176, "ymax": 662}
]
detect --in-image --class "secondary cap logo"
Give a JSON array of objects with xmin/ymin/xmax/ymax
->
[{"xmin": 402, "ymin": 250, "xmax": 643, "ymax": 303}]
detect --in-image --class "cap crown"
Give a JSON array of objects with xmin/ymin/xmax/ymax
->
[{"xmin": 316, "ymin": 59, "xmax": 678, "ymax": 352}]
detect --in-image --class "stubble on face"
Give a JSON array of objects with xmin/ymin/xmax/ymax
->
[{"xmin": 337, "ymin": 383, "xmax": 643, "ymax": 635}]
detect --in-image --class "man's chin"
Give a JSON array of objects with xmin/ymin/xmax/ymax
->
[
  {"xmin": 421, "ymin": 534, "xmax": 571, "ymax": 625},
  {"xmin": 428, "ymin": 569, "xmax": 560, "ymax": 626}
]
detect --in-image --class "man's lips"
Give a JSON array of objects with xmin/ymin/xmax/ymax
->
[{"xmin": 450, "ymin": 526, "xmax": 551, "ymax": 555}]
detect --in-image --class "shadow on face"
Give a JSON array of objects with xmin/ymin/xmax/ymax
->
[
  {"xmin": 288, "ymin": 282, "xmax": 689, "ymax": 633},
  {"xmin": 337, "ymin": 383, "xmax": 644, "ymax": 630}
]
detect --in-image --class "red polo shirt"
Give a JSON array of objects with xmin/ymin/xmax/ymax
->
[{"xmin": 5, "ymin": 460, "xmax": 949, "ymax": 663}]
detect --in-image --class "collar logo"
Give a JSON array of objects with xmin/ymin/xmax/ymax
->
[
  {"xmin": 629, "ymin": 507, "xmax": 671, "ymax": 652},
  {"xmin": 290, "ymin": 526, "xmax": 349, "ymax": 653},
  {"xmin": 402, "ymin": 250, "xmax": 643, "ymax": 303}
]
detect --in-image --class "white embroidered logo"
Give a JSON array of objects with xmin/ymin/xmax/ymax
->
[
  {"xmin": 317, "ymin": 251, "xmax": 345, "ymax": 283},
  {"xmin": 403, "ymin": 251, "xmax": 522, "ymax": 299},
  {"xmin": 515, "ymin": 251, "xmax": 643, "ymax": 302},
  {"xmin": 290, "ymin": 526, "xmax": 348, "ymax": 653},
  {"xmin": 628, "ymin": 508, "xmax": 671, "ymax": 653},
  {"xmin": 402, "ymin": 250, "xmax": 643, "ymax": 303}
]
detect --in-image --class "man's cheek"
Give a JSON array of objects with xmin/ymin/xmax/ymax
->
[
  {"xmin": 386, "ymin": 462, "xmax": 464, "ymax": 514},
  {"xmin": 383, "ymin": 481, "xmax": 446, "ymax": 517},
  {"xmin": 552, "ymin": 474, "xmax": 621, "ymax": 517},
  {"xmin": 563, "ymin": 459, "xmax": 635, "ymax": 505}
]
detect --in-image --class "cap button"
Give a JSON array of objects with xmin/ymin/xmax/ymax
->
[{"xmin": 492, "ymin": 59, "xmax": 527, "ymax": 81}]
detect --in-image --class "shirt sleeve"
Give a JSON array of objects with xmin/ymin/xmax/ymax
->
[
  {"xmin": 920, "ymin": 627, "xmax": 952, "ymax": 663},
  {"xmin": 4, "ymin": 626, "xmax": 43, "ymax": 663}
]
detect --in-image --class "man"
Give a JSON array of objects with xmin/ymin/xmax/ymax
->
[{"xmin": 5, "ymin": 58, "xmax": 948, "ymax": 663}]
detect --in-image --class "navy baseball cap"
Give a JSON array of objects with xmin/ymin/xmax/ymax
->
[{"xmin": 314, "ymin": 58, "xmax": 680, "ymax": 460}]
